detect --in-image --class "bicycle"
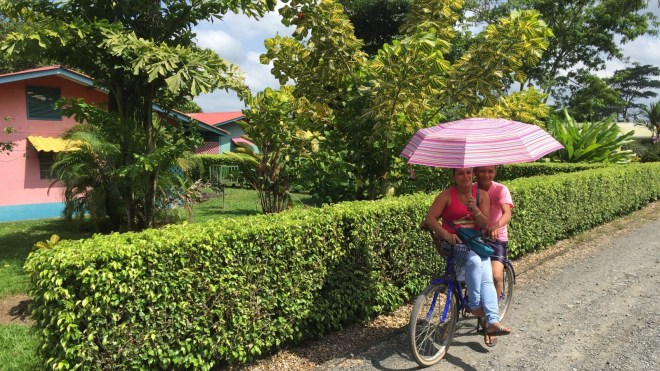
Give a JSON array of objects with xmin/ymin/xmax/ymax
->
[{"xmin": 408, "ymin": 227, "xmax": 516, "ymax": 367}]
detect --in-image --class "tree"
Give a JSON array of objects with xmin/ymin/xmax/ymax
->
[
  {"xmin": 476, "ymin": 87, "xmax": 549, "ymax": 128},
  {"xmin": 0, "ymin": 0, "xmax": 275, "ymax": 230},
  {"xmin": 230, "ymin": 86, "xmax": 317, "ymax": 213},
  {"xmin": 338, "ymin": 0, "xmax": 410, "ymax": 55},
  {"xmin": 0, "ymin": 16, "xmax": 52, "ymax": 73},
  {"xmin": 50, "ymin": 121, "xmax": 127, "ymax": 231},
  {"xmin": 608, "ymin": 63, "xmax": 660, "ymax": 121},
  {"xmin": 477, "ymin": 0, "xmax": 657, "ymax": 102},
  {"xmin": 637, "ymin": 101, "xmax": 660, "ymax": 141},
  {"xmin": 264, "ymin": 0, "xmax": 552, "ymax": 200},
  {"xmin": 558, "ymin": 69, "xmax": 625, "ymax": 122}
]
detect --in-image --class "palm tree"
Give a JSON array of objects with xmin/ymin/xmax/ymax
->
[
  {"xmin": 50, "ymin": 124, "xmax": 127, "ymax": 231},
  {"xmin": 638, "ymin": 101, "xmax": 660, "ymax": 142}
]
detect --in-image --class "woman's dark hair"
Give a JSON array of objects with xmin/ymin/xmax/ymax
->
[{"xmin": 452, "ymin": 167, "xmax": 474, "ymax": 174}]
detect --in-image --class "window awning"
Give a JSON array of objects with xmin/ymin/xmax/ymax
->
[{"xmin": 27, "ymin": 136, "xmax": 82, "ymax": 152}]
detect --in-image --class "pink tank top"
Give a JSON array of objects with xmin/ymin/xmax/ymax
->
[{"xmin": 440, "ymin": 185, "xmax": 478, "ymax": 234}]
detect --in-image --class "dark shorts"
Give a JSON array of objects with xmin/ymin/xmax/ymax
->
[{"xmin": 489, "ymin": 240, "xmax": 508, "ymax": 264}]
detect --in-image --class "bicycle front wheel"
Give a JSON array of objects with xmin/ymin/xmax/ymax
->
[
  {"xmin": 498, "ymin": 262, "xmax": 515, "ymax": 322},
  {"xmin": 408, "ymin": 283, "xmax": 458, "ymax": 367}
]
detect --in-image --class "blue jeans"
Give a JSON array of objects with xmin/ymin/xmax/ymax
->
[{"xmin": 465, "ymin": 250, "xmax": 499, "ymax": 326}]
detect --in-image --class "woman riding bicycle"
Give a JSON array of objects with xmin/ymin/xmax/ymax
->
[{"xmin": 423, "ymin": 167, "xmax": 512, "ymax": 347}]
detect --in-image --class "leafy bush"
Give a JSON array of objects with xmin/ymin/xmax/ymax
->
[
  {"xmin": 622, "ymin": 139, "xmax": 653, "ymax": 159},
  {"xmin": 25, "ymin": 163, "xmax": 660, "ymax": 369},
  {"xmin": 190, "ymin": 153, "xmax": 253, "ymax": 186},
  {"xmin": 640, "ymin": 144, "xmax": 660, "ymax": 163},
  {"xmin": 547, "ymin": 110, "xmax": 635, "ymax": 163}
]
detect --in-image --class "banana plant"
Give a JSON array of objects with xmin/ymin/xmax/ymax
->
[{"xmin": 547, "ymin": 110, "xmax": 635, "ymax": 163}]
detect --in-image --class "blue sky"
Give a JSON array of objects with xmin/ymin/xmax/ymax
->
[{"xmin": 192, "ymin": 2, "xmax": 660, "ymax": 113}]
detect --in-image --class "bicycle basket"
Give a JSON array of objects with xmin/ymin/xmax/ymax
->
[{"xmin": 438, "ymin": 241, "xmax": 470, "ymax": 277}]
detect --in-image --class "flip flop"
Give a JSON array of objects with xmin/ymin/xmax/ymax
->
[
  {"xmin": 486, "ymin": 325, "xmax": 512, "ymax": 336},
  {"xmin": 484, "ymin": 333, "xmax": 498, "ymax": 347}
]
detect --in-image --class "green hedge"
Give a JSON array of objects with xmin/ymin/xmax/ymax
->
[
  {"xmin": 190, "ymin": 153, "xmax": 253, "ymax": 184},
  {"xmin": 25, "ymin": 163, "xmax": 660, "ymax": 369},
  {"xmin": 505, "ymin": 163, "xmax": 660, "ymax": 257}
]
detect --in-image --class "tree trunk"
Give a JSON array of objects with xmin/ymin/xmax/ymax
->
[{"xmin": 143, "ymin": 87, "xmax": 157, "ymax": 229}]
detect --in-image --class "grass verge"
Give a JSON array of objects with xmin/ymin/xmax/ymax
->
[{"xmin": 0, "ymin": 324, "xmax": 39, "ymax": 370}]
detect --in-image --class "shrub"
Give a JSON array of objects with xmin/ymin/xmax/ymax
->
[
  {"xmin": 640, "ymin": 144, "xmax": 660, "ymax": 163},
  {"xmin": 190, "ymin": 153, "xmax": 253, "ymax": 188},
  {"xmin": 547, "ymin": 110, "xmax": 635, "ymax": 163}
]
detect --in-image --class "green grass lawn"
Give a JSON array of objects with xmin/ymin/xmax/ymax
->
[
  {"xmin": 0, "ymin": 325, "xmax": 40, "ymax": 371},
  {"xmin": 0, "ymin": 219, "xmax": 92, "ymax": 297}
]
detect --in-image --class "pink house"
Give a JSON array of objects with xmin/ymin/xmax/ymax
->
[{"xmin": 0, "ymin": 66, "xmax": 228, "ymax": 222}]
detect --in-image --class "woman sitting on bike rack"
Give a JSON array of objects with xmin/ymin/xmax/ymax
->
[
  {"xmin": 423, "ymin": 167, "xmax": 512, "ymax": 346},
  {"xmin": 475, "ymin": 166, "xmax": 513, "ymax": 300}
]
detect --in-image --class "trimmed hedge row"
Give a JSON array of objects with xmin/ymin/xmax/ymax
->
[
  {"xmin": 396, "ymin": 162, "xmax": 610, "ymax": 195},
  {"xmin": 190, "ymin": 153, "xmax": 253, "ymax": 183},
  {"xmin": 505, "ymin": 163, "xmax": 660, "ymax": 257},
  {"xmin": 25, "ymin": 163, "xmax": 660, "ymax": 369}
]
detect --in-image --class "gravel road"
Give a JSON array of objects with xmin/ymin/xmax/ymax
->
[{"xmin": 314, "ymin": 208, "xmax": 660, "ymax": 371}]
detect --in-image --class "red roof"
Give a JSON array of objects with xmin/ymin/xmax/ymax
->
[
  {"xmin": 187, "ymin": 112, "xmax": 244, "ymax": 126},
  {"xmin": 0, "ymin": 65, "xmax": 98, "ymax": 89},
  {"xmin": 0, "ymin": 65, "xmax": 61, "ymax": 78}
]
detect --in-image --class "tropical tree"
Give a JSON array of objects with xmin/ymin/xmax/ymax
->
[
  {"xmin": 476, "ymin": 87, "xmax": 549, "ymax": 128},
  {"xmin": 637, "ymin": 101, "xmax": 660, "ymax": 142},
  {"xmin": 558, "ymin": 69, "xmax": 626, "ymax": 122},
  {"xmin": 476, "ymin": 0, "xmax": 657, "ymax": 102},
  {"xmin": 52, "ymin": 100, "xmax": 204, "ymax": 230},
  {"xmin": 608, "ymin": 63, "xmax": 660, "ymax": 121},
  {"xmin": 264, "ymin": 0, "xmax": 552, "ymax": 200},
  {"xmin": 0, "ymin": 16, "xmax": 52, "ymax": 73},
  {"xmin": 0, "ymin": 0, "xmax": 275, "ymax": 229},
  {"xmin": 547, "ymin": 110, "xmax": 635, "ymax": 163},
  {"xmin": 50, "ymin": 122, "xmax": 126, "ymax": 231},
  {"xmin": 229, "ymin": 86, "xmax": 319, "ymax": 213},
  {"xmin": 338, "ymin": 0, "xmax": 410, "ymax": 55}
]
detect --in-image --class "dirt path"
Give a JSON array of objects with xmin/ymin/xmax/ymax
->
[{"xmin": 0, "ymin": 294, "xmax": 30, "ymax": 325}]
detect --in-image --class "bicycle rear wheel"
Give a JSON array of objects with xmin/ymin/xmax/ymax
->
[
  {"xmin": 498, "ymin": 262, "xmax": 515, "ymax": 322},
  {"xmin": 408, "ymin": 283, "xmax": 458, "ymax": 367}
]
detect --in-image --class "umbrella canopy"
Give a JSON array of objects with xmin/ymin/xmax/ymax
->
[{"xmin": 400, "ymin": 117, "xmax": 563, "ymax": 168}]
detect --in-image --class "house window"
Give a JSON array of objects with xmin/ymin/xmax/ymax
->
[
  {"xmin": 26, "ymin": 86, "xmax": 62, "ymax": 120},
  {"xmin": 38, "ymin": 152, "xmax": 55, "ymax": 179}
]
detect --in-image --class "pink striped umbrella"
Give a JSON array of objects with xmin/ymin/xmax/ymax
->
[{"xmin": 400, "ymin": 117, "xmax": 563, "ymax": 168}]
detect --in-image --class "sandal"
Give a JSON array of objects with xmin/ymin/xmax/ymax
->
[{"xmin": 484, "ymin": 333, "xmax": 498, "ymax": 347}]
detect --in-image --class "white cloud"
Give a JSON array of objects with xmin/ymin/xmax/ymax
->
[
  {"xmin": 195, "ymin": 90, "xmax": 245, "ymax": 112},
  {"xmin": 193, "ymin": 3, "xmax": 294, "ymax": 112},
  {"xmin": 195, "ymin": 29, "xmax": 245, "ymax": 64}
]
